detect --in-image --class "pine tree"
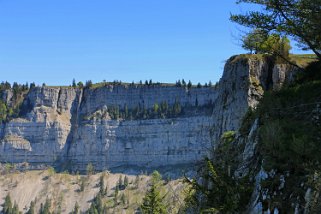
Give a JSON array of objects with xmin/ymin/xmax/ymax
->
[
  {"xmin": 77, "ymin": 81, "xmax": 84, "ymax": 88},
  {"xmin": 187, "ymin": 80, "xmax": 192, "ymax": 89},
  {"xmin": 135, "ymin": 175, "xmax": 140, "ymax": 189},
  {"xmin": 182, "ymin": 79, "xmax": 186, "ymax": 87},
  {"xmin": 41, "ymin": 197, "xmax": 51, "ymax": 214},
  {"xmin": 26, "ymin": 201, "xmax": 35, "ymax": 214},
  {"xmin": 80, "ymin": 177, "xmax": 86, "ymax": 192},
  {"xmin": 72, "ymin": 79, "xmax": 76, "ymax": 88},
  {"xmin": 104, "ymin": 182, "xmax": 109, "ymax": 197},
  {"xmin": 118, "ymin": 175, "xmax": 123, "ymax": 189},
  {"xmin": 86, "ymin": 163, "xmax": 94, "ymax": 175},
  {"xmin": 71, "ymin": 202, "xmax": 79, "ymax": 214},
  {"xmin": 99, "ymin": 174, "xmax": 105, "ymax": 195},
  {"xmin": 120, "ymin": 193, "xmax": 126, "ymax": 205},
  {"xmin": 176, "ymin": 80, "xmax": 182, "ymax": 87},
  {"xmin": 124, "ymin": 176, "xmax": 129, "ymax": 188},
  {"xmin": 173, "ymin": 100, "xmax": 181, "ymax": 116},
  {"xmin": 3, "ymin": 194, "xmax": 13, "ymax": 214},
  {"xmin": 12, "ymin": 202, "xmax": 20, "ymax": 214},
  {"xmin": 114, "ymin": 185, "xmax": 119, "ymax": 206},
  {"xmin": 30, "ymin": 82, "xmax": 36, "ymax": 89},
  {"xmin": 141, "ymin": 171, "xmax": 166, "ymax": 214},
  {"xmin": 85, "ymin": 80, "xmax": 93, "ymax": 88}
]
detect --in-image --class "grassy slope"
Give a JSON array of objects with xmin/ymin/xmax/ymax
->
[{"xmin": 0, "ymin": 170, "xmax": 186, "ymax": 214}]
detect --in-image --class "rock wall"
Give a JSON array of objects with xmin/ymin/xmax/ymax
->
[{"xmin": 0, "ymin": 55, "xmax": 294, "ymax": 171}]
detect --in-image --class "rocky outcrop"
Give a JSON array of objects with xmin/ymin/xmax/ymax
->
[{"xmin": 0, "ymin": 55, "xmax": 296, "ymax": 171}]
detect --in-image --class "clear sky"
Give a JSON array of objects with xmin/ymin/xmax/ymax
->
[{"xmin": 0, "ymin": 0, "xmax": 306, "ymax": 86}]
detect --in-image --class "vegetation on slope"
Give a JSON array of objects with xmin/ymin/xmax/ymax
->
[
  {"xmin": 0, "ymin": 82, "xmax": 30, "ymax": 122},
  {"xmin": 254, "ymin": 62, "xmax": 321, "ymax": 212},
  {"xmin": 0, "ymin": 168, "xmax": 187, "ymax": 214},
  {"xmin": 187, "ymin": 56, "xmax": 321, "ymax": 213}
]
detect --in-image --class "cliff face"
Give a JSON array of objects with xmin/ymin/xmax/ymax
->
[{"xmin": 0, "ymin": 55, "xmax": 294, "ymax": 171}]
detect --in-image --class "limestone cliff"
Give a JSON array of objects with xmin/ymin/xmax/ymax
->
[{"xmin": 0, "ymin": 55, "xmax": 295, "ymax": 171}]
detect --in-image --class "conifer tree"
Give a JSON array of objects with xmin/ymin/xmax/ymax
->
[
  {"xmin": 187, "ymin": 80, "xmax": 192, "ymax": 89},
  {"xmin": 26, "ymin": 201, "xmax": 35, "ymax": 214},
  {"xmin": 124, "ymin": 176, "xmax": 129, "ymax": 188},
  {"xmin": 40, "ymin": 197, "xmax": 51, "ymax": 214},
  {"xmin": 120, "ymin": 193, "xmax": 126, "ymax": 205},
  {"xmin": 72, "ymin": 79, "xmax": 76, "ymax": 88},
  {"xmin": 12, "ymin": 202, "xmax": 20, "ymax": 214},
  {"xmin": 71, "ymin": 202, "xmax": 79, "ymax": 214},
  {"xmin": 118, "ymin": 175, "xmax": 123, "ymax": 189},
  {"xmin": 141, "ymin": 171, "xmax": 166, "ymax": 214},
  {"xmin": 3, "ymin": 194, "xmax": 13, "ymax": 214},
  {"xmin": 99, "ymin": 174, "xmax": 105, "ymax": 195}
]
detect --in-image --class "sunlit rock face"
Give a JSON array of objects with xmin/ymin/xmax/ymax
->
[{"xmin": 0, "ymin": 55, "xmax": 292, "ymax": 171}]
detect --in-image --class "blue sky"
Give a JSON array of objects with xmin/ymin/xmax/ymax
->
[{"xmin": 0, "ymin": 1, "xmax": 306, "ymax": 86}]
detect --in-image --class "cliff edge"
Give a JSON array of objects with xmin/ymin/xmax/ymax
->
[{"xmin": 0, "ymin": 55, "xmax": 295, "ymax": 172}]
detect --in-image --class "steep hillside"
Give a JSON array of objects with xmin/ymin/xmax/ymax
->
[
  {"xmin": 245, "ymin": 61, "xmax": 321, "ymax": 213},
  {"xmin": 0, "ymin": 54, "xmax": 292, "ymax": 172},
  {"xmin": 183, "ymin": 56, "xmax": 321, "ymax": 213},
  {"xmin": 0, "ymin": 168, "xmax": 186, "ymax": 213}
]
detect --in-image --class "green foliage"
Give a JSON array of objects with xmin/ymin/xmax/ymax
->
[
  {"xmin": 0, "ymin": 81, "xmax": 30, "ymax": 122},
  {"xmin": 184, "ymin": 158, "xmax": 252, "ymax": 213},
  {"xmin": 77, "ymin": 81, "xmax": 84, "ymax": 88},
  {"xmin": 239, "ymin": 108, "xmax": 256, "ymax": 135},
  {"xmin": 94, "ymin": 100, "xmax": 189, "ymax": 121},
  {"xmin": 71, "ymin": 202, "xmax": 80, "ymax": 214},
  {"xmin": 120, "ymin": 193, "xmax": 126, "ymax": 205},
  {"xmin": 4, "ymin": 163, "xmax": 14, "ymax": 174},
  {"xmin": 240, "ymin": 61, "xmax": 321, "ymax": 211},
  {"xmin": 134, "ymin": 175, "xmax": 140, "ymax": 189},
  {"xmin": 187, "ymin": 80, "xmax": 192, "ymax": 89},
  {"xmin": 26, "ymin": 201, "xmax": 35, "ymax": 214},
  {"xmin": 85, "ymin": 80, "xmax": 93, "ymax": 88},
  {"xmin": 3, "ymin": 194, "xmax": 13, "ymax": 214},
  {"xmin": 118, "ymin": 175, "xmax": 123, "ymax": 189},
  {"xmin": 114, "ymin": 185, "xmax": 119, "ymax": 206},
  {"xmin": 141, "ymin": 171, "xmax": 167, "ymax": 214},
  {"xmin": 40, "ymin": 197, "xmax": 51, "ymax": 214},
  {"xmin": 80, "ymin": 177, "xmax": 86, "ymax": 192},
  {"xmin": 72, "ymin": 79, "xmax": 76, "ymax": 88},
  {"xmin": 86, "ymin": 163, "xmax": 94, "ymax": 175},
  {"xmin": 99, "ymin": 174, "xmax": 106, "ymax": 195},
  {"xmin": 221, "ymin": 131, "xmax": 236, "ymax": 144},
  {"xmin": 182, "ymin": 79, "xmax": 186, "ymax": 87},
  {"xmin": 0, "ymin": 100, "xmax": 8, "ymax": 122},
  {"xmin": 124, "ymin": 175, "xmax": 129, "ymax": 188},
  {"xmin": 262, "ymin": 34, "xmax": 291, "ymax": 59},
  {"xmin": 86, "ymin": 193, "xmax": 106, "ymax": 214},
  {"xmin": 12, "ymin": 203, "xmax": 20, "ymax": 214},
  {"xmin": 85, "ymin": 95, "xmax": 215, "ymax": 121},
  {"xmin": 153, "ymin": 103, "xmax": 159, "ymax": 114},
  {"xmin": 47, "ymin": 166, "xmax": 55, "ymax": 176},
  {"xmin": 241, "ymin": 28, "xmax": 268, "ymax": 54},
  {"xmin": 231, "ymin": 0, "xmax": 321, "ymax": 60},
  {"xmin": 241, "ymin": 29, "xmax": 292, "ymax": 62}
]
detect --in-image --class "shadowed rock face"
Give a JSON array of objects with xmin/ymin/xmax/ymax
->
[{"xmin": 0, "ymin": 55, "xmax": 293, "ymax": 171}]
